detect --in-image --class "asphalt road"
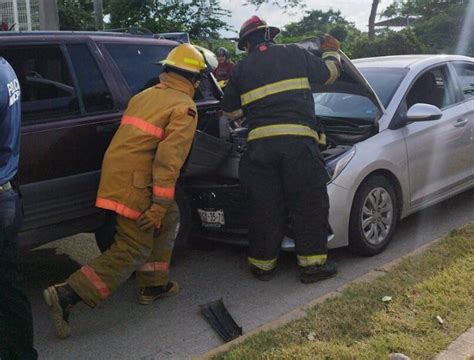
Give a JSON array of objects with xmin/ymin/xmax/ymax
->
[{"xmin": 20, "ymin": 188, "xmax": 474, "ymax": 360}]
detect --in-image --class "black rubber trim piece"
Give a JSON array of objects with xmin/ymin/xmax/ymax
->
[{"xmin": 200, "ymin": 298, "xmax": 242, "ymax": 342}]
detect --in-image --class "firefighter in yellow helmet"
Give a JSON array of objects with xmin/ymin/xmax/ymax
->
[{"xmin": 43, "ymin": 43, "xmax": 206, "ymax": 339}]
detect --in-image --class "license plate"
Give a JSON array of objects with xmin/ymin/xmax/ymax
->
[{"xmin": 198, "ymin": 209, "xmax": 225, "ymax": 227}]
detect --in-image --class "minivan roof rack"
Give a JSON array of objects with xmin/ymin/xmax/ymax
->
[
  {"xmin": 156, "ymin": 32, "xmax": 190, "ymax": 43},
  {"xmin": 0, "ymin": 30, "xmax": 173, "ymax": 40},
  {"xmin": 105, "ymin": 27, "xmax": 155, "ymax": 36},
  {"xmin": 0, "ymin": 30, "xmax": 149, "ymax": 36}
]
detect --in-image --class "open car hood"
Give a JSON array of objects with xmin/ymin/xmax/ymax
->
[{"xmin": 297, "ymin": 38, "xmax": 385, "ymax": 122}]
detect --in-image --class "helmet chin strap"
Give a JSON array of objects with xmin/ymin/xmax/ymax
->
[{"xmin": 264, "ymin": 27, "xmax": 271, "ymax": 41}]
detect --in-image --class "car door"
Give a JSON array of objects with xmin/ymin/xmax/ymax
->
[
  {"xmin": 1, "ymin": 40, "xmax": 122, "ymax": 245},
  {"xmin": 402, "ymin": 64, "xmax": 472, "ymax": 208},
  {"xmin": 451, "ymin": 61, "xmax": 474, "ymax": 182}
]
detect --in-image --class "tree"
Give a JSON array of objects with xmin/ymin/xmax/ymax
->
[
  {"xmin": 351, "ymin": 30, "xmax": 426, "ymax": 59},
  {"xmin": 282, "ymin": 9, "xmax": 351, "ymax": 38},
  {"xmin": 105, "ymin": 0, "xmax": 230, "ymax": 39},
  {"xmin": 381, "ymin": 0, "xmax": 472, "ymax": 55},
  {"xmin": 368, "ymin": 0, "xmax": 379, "ymax": 41},
  {"xmin": 245, "ymin": 0, "xmax": 304, "ymax": 11},
  {"xmin": 57, "ymin": 0, "xmax": 230, "ymax": 39},
  {"xmin": 57, "ymin": 0, "xmax": 95, "ymax": 30},
  {"xmin": 277, "ymin": 9, "xmax": 362, "ymax": 58}
]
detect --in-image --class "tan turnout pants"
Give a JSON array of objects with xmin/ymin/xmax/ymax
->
[{"xmin": 67, "ymin": 202, "xmax": 178, "ymax": 307}]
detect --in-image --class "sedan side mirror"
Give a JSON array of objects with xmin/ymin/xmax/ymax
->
[{"xmin": 406, "ymin": 103, "xmax": 442, "ymax": 122}]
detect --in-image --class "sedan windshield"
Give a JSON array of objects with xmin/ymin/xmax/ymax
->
[
  {"xmin": 358, "ymin": 67, "xmax": 409, "ymax": 108},
  {"xmin": 314, "ymin": 92, "xmax": 380, "ymax": 121},
  {"xmin": 313, "ymin": 67, "xmax": 408, "ymax": 121}
]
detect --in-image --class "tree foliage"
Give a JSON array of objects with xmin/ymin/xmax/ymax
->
[
  {"xmin": 244, "ymin": 0, "xmax": 304, "ymax": 10},
  {"xmin": 282, "ymin": 10, "xmax": 351, "ymax": 39},
  {"xmin": 276, "ymin": 9, "xmax": 361, "ymax": 58},
  {"xmin": 381, "ymin": 0, "xmax": 472, "ymax": 55},
  {"xmin": 57, "ymin": 0, "xmax": 95, "ymax": 30},
  {"xmin": 57, "ymin": 0, "xmax": 230, "ymax": 40},
  {"xmin": 351, "ymin": 30, "xmax": 426, "ymax": 58},
  {"xmin": 105, "ymin": 0, "xmax": 230, "ymax": 39}
]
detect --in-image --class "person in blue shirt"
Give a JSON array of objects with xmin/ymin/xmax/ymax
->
[{"xmin": 0, "ymin": 56, "xmax": 38, "ymax": 360}]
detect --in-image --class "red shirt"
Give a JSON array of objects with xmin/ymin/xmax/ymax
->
[{"xmin": 212, "ymin": 62, "xmax": 234, "ymax": 81}]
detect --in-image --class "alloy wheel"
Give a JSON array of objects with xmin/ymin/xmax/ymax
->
[{"xmin": 360, "ymin": 187, "xmax": 394, "ymax": 245}]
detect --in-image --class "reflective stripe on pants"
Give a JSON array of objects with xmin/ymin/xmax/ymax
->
[
  {"xmin": 297, "ymin": 254, "xmax": 327, "ymax": 267},
  {"xmin": 248, "ymin": 257, "xmax": 277, "ymax": 271},
  {"xmin": 67, "ymin": 201, "xmax": 178, "ymax": 307}
]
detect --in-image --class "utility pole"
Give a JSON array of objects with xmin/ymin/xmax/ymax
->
[
  {"xmin": 12, "ymin": 0, "xmax": 19, "ymax": 31},
  {"xmin": 94, "ymin": 0, "xmax": 103, "ymax": 30},
  {"xmin": 39, "ymin": 0, "xmax": 59, "ymax": 30}
]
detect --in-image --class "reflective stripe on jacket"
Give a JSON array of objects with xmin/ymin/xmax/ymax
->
[
  {"xmin": 96, "ymin": 72, "xmax": 198, "ymax": 219},
  {"xmin": 222, "ymin": 43, "xmax": 341, "ymax": 135},
  {"xmin": 247, "ymin": 123, "xmax": 324, "ymax": 144}
]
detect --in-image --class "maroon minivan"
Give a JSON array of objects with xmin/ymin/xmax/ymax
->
[{"xmin": 0, "ymin": 31, "xmax": 225, "ymax": 252}]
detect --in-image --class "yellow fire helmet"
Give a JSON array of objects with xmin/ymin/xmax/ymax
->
[{"xmin": 161, "ymin": 43, "xmax": 206, "ymax": 74}]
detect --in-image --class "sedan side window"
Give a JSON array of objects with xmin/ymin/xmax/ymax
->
[
  {"xmin": 0, "ymin": 46, "xmax": 80, "ymax": 123},
  {"xmin": 453, "ymin": 63, "xmax": 474, "ymax": 100},
  {"xmin": 406, "ymin": 66, "xmax": 455, "ymax": 110}
]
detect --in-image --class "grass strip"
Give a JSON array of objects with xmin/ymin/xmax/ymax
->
[{"xmin": 213, "ymin": 224, "xmax": 474, "ymax": 360}]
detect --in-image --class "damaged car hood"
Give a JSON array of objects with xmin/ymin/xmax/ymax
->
[{"xmin": 297, "ymin": 38, "xmax": 385, "ymax": 124}]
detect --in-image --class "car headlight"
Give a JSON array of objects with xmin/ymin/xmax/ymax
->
[{"xmin": 325, "ymin": 147, "xmax": 356, "ymax": 182}]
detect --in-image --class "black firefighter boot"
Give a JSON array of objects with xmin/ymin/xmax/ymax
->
[
  {"xmin": 299, "ymin": 261, "xmax": 338, "ymax": 284},
  {"xmin": 43, "ymin": 283, "xmax": 81, "ymax": 339},
  {"xmin": 250, "ymin": 265, "xmax": 276, "ymax": 282},
  {"xmin": 139, "ymin": 281, "xmax": 180, "ymax": 305}
]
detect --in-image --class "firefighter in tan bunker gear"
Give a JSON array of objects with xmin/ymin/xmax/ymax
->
[{"xmin": 43, "ymin": 43, "xmax": 206, "ymax": 339}]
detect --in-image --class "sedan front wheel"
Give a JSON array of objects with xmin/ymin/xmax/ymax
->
[{"xmin": 348, "ymin": 175, "xmax": 399, "ymax": 256}]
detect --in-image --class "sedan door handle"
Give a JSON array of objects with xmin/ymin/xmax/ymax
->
[{"xmin": 454, "ymin": 118, "xmax": 468, "ymax": 128}]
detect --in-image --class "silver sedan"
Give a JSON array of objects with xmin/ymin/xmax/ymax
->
[
  {"xmin": 188, "ymin": 54, "xmax": 473, "ymax": 257},
  {"xmin": 324, "ymin": 54, "xmax": 474, "ymax": 255}
]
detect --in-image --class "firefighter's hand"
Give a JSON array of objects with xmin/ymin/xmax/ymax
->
[
  {"xmin": 218, "ymin": 80, "xmax": 228, "ymax": 89},
  {"xmin": 137, "ymin": 203, "xmax": 169, "ymax": 231},
  {"xmin": 321, "ymin": 34, "xmax": 340, "ymax": 52}
]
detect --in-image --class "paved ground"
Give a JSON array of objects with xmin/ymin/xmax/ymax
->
[{"xmin": 21, "ymin": 188, "xmax": 474, "ymax": 360}]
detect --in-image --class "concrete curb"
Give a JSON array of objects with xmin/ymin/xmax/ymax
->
[
  {"xmin": 196, "ymin": 237, "xmax": 443, "ymax": 359},
  {"xmin": 435, "ymin": 327, "xmax": 474, "ymax": 360}
]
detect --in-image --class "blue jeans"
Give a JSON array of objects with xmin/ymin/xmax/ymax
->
[{"xmin": 0, "ymin": 188, "xmax": 38, "ymax": 360}]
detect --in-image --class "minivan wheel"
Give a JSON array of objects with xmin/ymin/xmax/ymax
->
[
  {"xmin": 348, "ymin": 175, "xmax": 399, "ymax": 256},
  {"xmin": 93, "ymin": 187, "xmax": 193, "ymax": 253}
]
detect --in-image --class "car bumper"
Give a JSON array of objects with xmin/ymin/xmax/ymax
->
[
  {"xmin": 189, "ymin": 181, "xmax": 352, "ymax": 250},
  {"xmin": 326, "ymin": 182, "xmax": 352, "ymax": 249}
]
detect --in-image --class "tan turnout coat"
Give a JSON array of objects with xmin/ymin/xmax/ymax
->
[{"xmin": 95, "ymin": 72, "xmax": 198, "ymax": 218}]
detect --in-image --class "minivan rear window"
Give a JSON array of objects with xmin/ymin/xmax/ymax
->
[{"xmin": 105, "ymin": 43, "xmax": 174, "ymax": 94}]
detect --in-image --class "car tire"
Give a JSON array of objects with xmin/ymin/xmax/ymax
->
[
  {"xmin": 93, "ymin": 186, "xmax": 193, "ymax": 253},
  {"xmin": 348, "ymin": 175, "xmax": 399, "ymax": 256}
]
